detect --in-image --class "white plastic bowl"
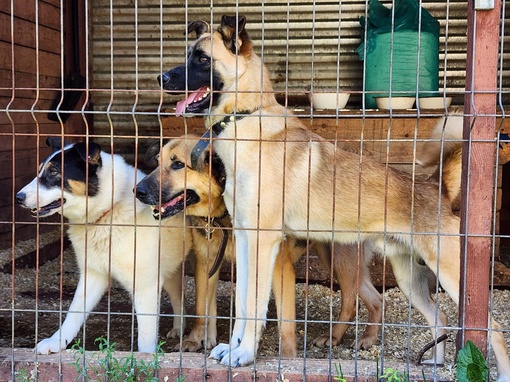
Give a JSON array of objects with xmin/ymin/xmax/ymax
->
[
  {"xmin": 310, "ymin": 92, "xmax": 350, "ymax": 110},
  {"xmin": 375, "ymin": 97, "xmax": 415, "ymax": 110},
  {"xmin": 416, "ymin": 96, "xmax": 452, "ymax": 109}
]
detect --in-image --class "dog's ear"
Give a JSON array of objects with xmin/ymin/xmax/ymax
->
[
  {"xmin": 218, "ymin": 15, "xmax": 251, "ymax": 55},
  {"xmin": 46, "ymin": 137, "xmax": 71, "ymax": 152},
  {"xmin": 145, "ymin": 139, "xmax": 169, "ymax": 168},
  {"xmin": 203, "ymin": 150, "xmax": 227, "ymax": 191},
  {"xmin": 187, "ymin": 20, "xmax": 210, "ymax": 38},
  {"xmin": 220, "ymin": 15, "xmax": 246, "ymax": 33},
  {"xmin": 74, "ymin": 142, "xmax": 102, "ymax": 166}
]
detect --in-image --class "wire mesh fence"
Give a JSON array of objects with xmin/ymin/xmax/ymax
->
[{"xmin": 1, "ymin": 0, "xmax": 510, "ymax": 381}]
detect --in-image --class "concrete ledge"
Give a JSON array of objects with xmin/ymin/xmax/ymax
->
[{"xmin": 0, "ymin": 347, "xmax": 449, "ymax": 381}]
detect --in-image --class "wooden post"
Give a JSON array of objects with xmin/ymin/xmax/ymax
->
[{"xmin": 458, "ymin": 0, "xmax": 501, "ymax": 356}]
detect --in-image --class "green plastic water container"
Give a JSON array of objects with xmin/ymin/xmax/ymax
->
[{"xmin": 362, "ymin": 30, "xmax": 439, "ymax": 108}]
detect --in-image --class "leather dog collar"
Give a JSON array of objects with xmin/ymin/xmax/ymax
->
[
  {"xmin": 194, "ymin": 209, "xmax": 230, "ymax": 278},
  {"xmin": 190, "ymin": 110, "xmax": 251, "ymax": 169},
  {"xmin": 90, "ymin": 207, "xmax": 112, "ymax": 225}
]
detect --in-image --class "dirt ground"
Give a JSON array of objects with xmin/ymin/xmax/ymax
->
[{"xmin": 2, "ymin": 233, "xmax": 510, "ymax": 381}]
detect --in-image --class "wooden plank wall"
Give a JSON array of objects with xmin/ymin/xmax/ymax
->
[{"xmin": 0, "ymin": 0, "xmax": 87, "ymax": 247}]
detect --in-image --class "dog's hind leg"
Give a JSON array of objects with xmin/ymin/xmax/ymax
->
[
  {"xmin": 345, "ymin": 243, "xmax": 382, "ymax": 350},
  {"xmin": 390, "ymin": 250, "xmax": 447, "ymax": 365},
  {"xmin": 417, "ymin": 233, "xmax": 510, "ymax": 381},
  {"xmin": 212, "ymin": 230, "xmax": 282, "ymax": 367},
  {"xmin": 35, "ymin": 271, "xmax": 108, "ymax": 354},
  {"xmin": 313, "ymin": 242, "xmax": 382, "ymax": 350},
  {"xmin": 163, "ymin": 264, "xmax": 186, "ymax": 340},
  {"xmin": 490, "ymin": 320, "xmax": 510, "ymax": 382},
  {"xmin": 272, "ymin": 241, "xmax": 297, "ymax": 357}
]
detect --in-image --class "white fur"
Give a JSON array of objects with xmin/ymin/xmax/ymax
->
[
  {"xmin": 18, "ymin": 147, "xmax": 190, "ymax": 354},
  {"xmin": 416, "ymin": 109, "xmax": 464, "ymax": 167}
]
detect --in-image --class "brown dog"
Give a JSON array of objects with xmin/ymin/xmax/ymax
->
[
  {"xmin": 417, "ymin": 110, "xmax": 464, "ymax": 209},
  {"xmin": 136, "ymin": 136, "xmax": 383, "ymax": 356},
  {"xmin": 418, "ymin": 108, "xmax": 510, "ymax": 210},
  {"xmin": 157, "ymin": 15, "xmax": 510, "ymax": 380}
]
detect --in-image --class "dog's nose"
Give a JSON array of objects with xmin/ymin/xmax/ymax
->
[
  {"xmin": 157, "ymin": 73, "xmax": 170, "ymax": 86},
  {"xmin": 15, "ymin": 192, "xmax": 26, "ymax": 205},
  {"xmin": 134, "ymin": 185, "xmax": 147, "ymax": 201}
]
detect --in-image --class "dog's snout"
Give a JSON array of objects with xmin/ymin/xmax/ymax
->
[
  {"xmin": 135, "ymin": 178, "xmax": 160, "ymax": 206},
  {"xmin": 134, "ymin": 184, "xmax": 147, "ymax": 200},
  {"xmin": 157, "ymin": 73, "xmax": 170, "ymax": 86},
  {"xmin": 15, "ymin": 192, "xmax": 26, "ymax": 205}
]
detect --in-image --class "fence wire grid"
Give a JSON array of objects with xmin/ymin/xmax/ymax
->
[{"xmin": 1, "ymin": 0, "xmax": 510, "ymax": 381}]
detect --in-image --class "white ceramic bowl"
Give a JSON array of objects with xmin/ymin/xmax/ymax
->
[
  {"xmin": 310, "ymin": 92, "xmax": 350, "ymax": 110},
  {"xmin": 375, "ymin": 97, "xmax": 415, "ymax": 110},
  {"xmin": 416, "ymin": 96, "xmax": 452, "ymax": 109}
]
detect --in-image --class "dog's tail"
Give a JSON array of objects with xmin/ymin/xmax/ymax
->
[
  {"xmin": 418, "ymin": 109, "xmax": 510, "ymax": 208},
  {"xmin": 435, "ymin": 145, "xmax": 462, "ymax": 208},
  {"xmin": 417, "ymin": 107, "xmax": 464, "ymax": 168},
  {"xmin": 417, "ymin": 108, "xmax": 464, "ymax": 207}
]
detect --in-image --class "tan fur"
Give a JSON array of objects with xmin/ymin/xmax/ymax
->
[
  {"xmin": 428, "ymin": 146, "xmax": 463, "ymax": 210},
  {"xmin": 143, "ymin": 136, "xmax": 383, "ymax": 356},
  {"xmin": 68, "ymin": 179, "xmax": 87, "ymax": 196},
  {"xmin": 418, "ymin": 109, "xmax": 508, "ymax": 210},
  {"xmin": 417, "ymin": 109, "xmax": 463, "ymax": 210},
  {"xmin": 182, "ymin": 17, "xmax": 510, "ymax": 378}
]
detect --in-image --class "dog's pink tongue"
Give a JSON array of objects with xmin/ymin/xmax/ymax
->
[
  {"xmin": 162, "ymin": 194, "xmax": 184, "ymax": 209},
  {"xmin": 175, "ymin": 87, "xmax": 209, "ymax": 115},
  {"xmin": 175, "ymin": 94, "xmax": 195, "ymax": 115}
]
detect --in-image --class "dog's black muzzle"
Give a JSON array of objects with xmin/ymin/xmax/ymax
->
[
  {"xmin": 157, "ymin": 65, "xmax": 199, "ymax": 92},
  {"xmin": 158, "ymin": 64, "xmax": 220, "ymax": 90},
  {"xmin": 135, "ymin": 177, "xmax": 161, "ymax": 206},
  {"xmin": 157, "ymin": 73, "xmax": 171, "ymax": 88},
  {"xmin": 158, "ymin": 61, "xmax": 222, "ymax": 114},
  {"xmin": 157, "ymin": 69, "xmax": 184, "ymax": 91}
]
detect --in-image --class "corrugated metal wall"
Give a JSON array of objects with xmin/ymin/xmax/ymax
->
[{"xmin": 90, "ymin": 0, "xmax": 510, "ymax": 136}]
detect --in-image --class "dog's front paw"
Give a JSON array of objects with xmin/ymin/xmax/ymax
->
[
  {"xmin": 355, "ymin": 333, "xmax": 379, "ymax": 350},
  {"xmin": 178, "ymin": 334, "xmax": 217, "ymax": 352},
  {"xmin": 35, "ymin": 337, "xmax": 66, "ymax": 355},
  {"xmin": 166, "ymin": 328, "xmax": 181, "ymax": 339},
  {"xmin": 178, "ymin": 339, "xmax": 202, "ymax": 352},
  {"xmin": 218, "ymin": 346, "xmax": 255, "ymax": 367},
  {"xmin": 313, "ymin": 334, "xmax": 338, "ymax": 348},
  {"xmin": 176, "ymin": 325, "xmax": 216, "ymax": 352},
  {"xmin": 209, "ymin": 343, "xmax": 232, "ymax": 361},
  {"xmin": 205, "ymin": 335, "xmax": 217, "ymax": 350}
]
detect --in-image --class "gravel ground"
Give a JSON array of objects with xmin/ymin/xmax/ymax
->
[{"xmin": 2, "ymin": 234, "xmax": 510, "ymax": 381}]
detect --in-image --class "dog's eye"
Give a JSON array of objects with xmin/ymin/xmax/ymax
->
[
  {"xmin": 171, "ymin": 161, "xmax": 185, "ymax": 170},
  {"xmin": 199, "ymin": 55, "xmax": 209, "ymax": 63},
  {"xmin": 47, "ymin": 166, "xmax": 60, "ymax": 176}
]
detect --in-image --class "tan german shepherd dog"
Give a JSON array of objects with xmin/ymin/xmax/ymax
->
[
  {"xmin": 158, "ymin": 15, "xmax": 510, "ymax": 380},
  {"xmin": 135, "ymin": 136, "xmax": 383, "ymax": 357}
]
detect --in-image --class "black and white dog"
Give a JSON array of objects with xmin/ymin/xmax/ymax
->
[{"xmin": 16, "ymin": 138, "xmax": 191, "ymax": 354}]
